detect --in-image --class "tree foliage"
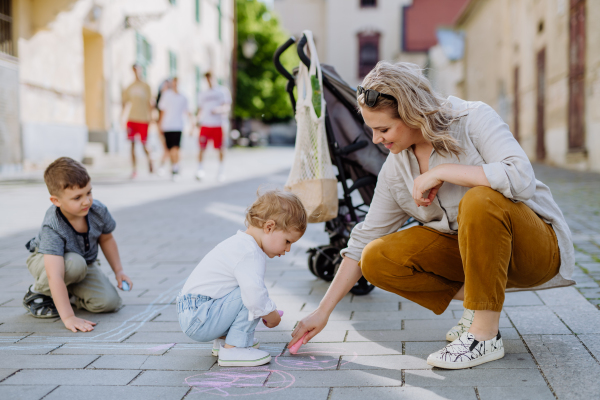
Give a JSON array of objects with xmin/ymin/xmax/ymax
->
[{"xmin": 235, "ymin": 0, "xmax": 297, "ymax": 122}]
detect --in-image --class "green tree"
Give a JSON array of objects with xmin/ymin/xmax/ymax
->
[{"xmin": 235, "ymin": 0, "xmax": 297, "ymax": 122}]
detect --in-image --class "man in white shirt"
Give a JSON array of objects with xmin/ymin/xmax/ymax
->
[
  {"xmin": 196, "ymin": 72, "xmax": 232, "ymax": 181},
  {"xmin": 158, "ymin": 77, "xmax": 190, "ymax": 180}
]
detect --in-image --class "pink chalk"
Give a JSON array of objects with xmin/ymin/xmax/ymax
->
[
  {"xmin": 289, "ymin": 332, "xmax": 308, "ymax": 355},
  {"xmin": 263, "ymin": 310, "xmax": 284, "ymax": 326}
]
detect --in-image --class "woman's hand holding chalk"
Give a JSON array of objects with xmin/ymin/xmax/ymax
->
[
  {"xmin": 288, "ymin": 332, "xmax": 308, "ymax": 354},
  {"xmin": 121, "ymin": 281, "xmax": 130, "ymax": 291},
  {"xmin": 263, "ymin": 310, "xmax": 284, "ymax": 325}
]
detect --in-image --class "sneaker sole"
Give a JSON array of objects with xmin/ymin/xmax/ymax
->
[
  {"xmin": 218, "ymin": 354, "xmax": 271, "ymax": 367},
  {"xmin": 212, "ymin": 342, "xmax": 260, "ymax": 357},
  {"xmin": 427, "ymin": 348, "xmax": 505, "ymax": 369}
]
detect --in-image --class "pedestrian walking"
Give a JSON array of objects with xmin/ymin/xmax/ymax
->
[
  {"xmin": 290, "ymin": 61, "xmax": 575, "ymax": 370},
  {"xmin": 196, "ymin": 72, "xmax": 232, "ymax": 181},
  {"xmin": 156, "ymin": 79, "xmax": 172, "ymax": 177},
  {"xmin": 157, "ymin": 77, "xmax": 190, "ymax": 181},
  {"xmin": 122, "ymin": 64, "xmax": 153, "ymax": 179}
]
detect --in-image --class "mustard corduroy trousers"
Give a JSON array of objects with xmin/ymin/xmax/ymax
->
[{"xmin": 360, "ymin": 187, "xmax": 560, "ymax": 314}]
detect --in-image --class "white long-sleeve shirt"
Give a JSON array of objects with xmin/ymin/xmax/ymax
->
[
  {"xmin": 182, "ymin": 231, "xmax": 277, "ymax": 321},
  {"xmin": 342, "ymin": 96, "xmax": 575, "ymax": 292}
]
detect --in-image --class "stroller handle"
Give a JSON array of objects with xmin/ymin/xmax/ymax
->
[
  {"xmin": 273, "ymin": 36, "xmax": 296, "ymax": 82},
  {"xmin": 297, "ymin": 34, "xmax": 311, "ymax": 68}
]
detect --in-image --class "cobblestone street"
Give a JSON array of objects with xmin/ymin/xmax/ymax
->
[{"xmin": 0, "ymin": 150, "xmax": 599, "ymax": 399}]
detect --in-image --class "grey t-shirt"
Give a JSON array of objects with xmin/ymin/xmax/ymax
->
[{"xmin": 26, "ymin": 199, "xmax": 116, "ymax": 264}]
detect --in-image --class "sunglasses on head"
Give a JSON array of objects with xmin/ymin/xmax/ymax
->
[{"xmin": 357, "ymin": 86, "xmax": 396, "ymax": 107}]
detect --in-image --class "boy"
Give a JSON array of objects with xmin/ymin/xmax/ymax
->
[
  {"xmin": 177, "ymin": 190, "xmax": 307, "ymax": 366},
  {"xmin": 23, "ymin": 157, "xmax": 132, "ymax": 333}
]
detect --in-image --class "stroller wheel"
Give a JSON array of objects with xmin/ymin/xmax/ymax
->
[
  {"xmin": 307, "ymin": 250, "xmax": 320, "ymax": 278},
  {"xmin": 350, "ymin": 277, "xmax": 376, "ymax": 296},
  {"xmin": 311, "ymin": 246, "xmax": 341, "ymax": 282}
]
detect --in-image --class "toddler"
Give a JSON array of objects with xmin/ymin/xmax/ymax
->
[{"xmin": 177, "ymin": 189, "xmax": 307, "ymax": 366}]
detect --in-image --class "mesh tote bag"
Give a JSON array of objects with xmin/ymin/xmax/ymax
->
[{"xmin": 285, "ymin": 31, "xmax": 338, "ymax": 223}]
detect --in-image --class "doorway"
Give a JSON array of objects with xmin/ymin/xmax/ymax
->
[{"xmin": 83, "ymin": 28, "xmax": 105, "ymax": 133}]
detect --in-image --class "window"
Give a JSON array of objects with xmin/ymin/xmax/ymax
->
[
  {"xmin": 360, "ymin": 0, "xmax": 376, "ymax": 8},
  {"xmin": 358, "ymin": 32, "xmax": 380, "ymax": 77},
  {"xmin": 195, "ymin": 0, "xmax": 201, "ymax": 23},
  {"xmin": 135, "ymin": 32, "xmax": 152, "ymax": 78},
  {"xmin": 0, "ymin": 0, "xmax": 14, "ymax": 56},
  {"xmin": 169, "ymin": 51, "xmax": 177, "ymax": 77}
]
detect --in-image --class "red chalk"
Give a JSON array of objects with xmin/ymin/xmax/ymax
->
[
  {"xmin": 263, "ymin": 310, "xmax": 284, "ymax": 325},
  {"xmin": 289, "ymin": 332, "xmax": 308, "ymax": 354}
]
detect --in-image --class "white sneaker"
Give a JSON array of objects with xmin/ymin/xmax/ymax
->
[
  {"xmin": 212, "ymin": 338, "xmax": 260, "ymax": 356},
  {"xmin": 195, "ymin": 169, "xmax": 205, "ymax": 181},
  {"xmin": 446, "ymin": 309, "xmax": 475, "ymax": 341},
  {"xmin": 427, "ymin": 331, "xmax": 504, "ymax": 369},
  {"xmin": 218, "ymin": 345, "xmax": 271, "ymax": 367}
]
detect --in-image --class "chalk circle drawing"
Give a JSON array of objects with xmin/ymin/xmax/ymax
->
[
  {"xmin": 274, "ymin": 345, "xmax": 358, "ymax": 370},
  {"xmin": 185, "ymin": 367, "xmax": 295, "ymax": 397}
]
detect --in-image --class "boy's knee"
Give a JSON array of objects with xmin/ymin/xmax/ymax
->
[
  {"xmin": 64, "ymin": 252, "xmax": 88, "ymax": 283},
  {"xmin": 86, "ymin": 291, "xmax": 122, "ymax": 313}
]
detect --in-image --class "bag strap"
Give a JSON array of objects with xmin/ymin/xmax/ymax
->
[{"xmin": 299, "ymin": 30, "xmax": 324, "ymax": 116}]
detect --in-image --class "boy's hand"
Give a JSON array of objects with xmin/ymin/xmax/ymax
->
[
  {"xmin": 115, "ymin": 271, "xmax": 133, "ymax": 290},
  {"xmin": 262, "ymin": 309, "xmax": 282, "ymax": 328},
  {"xmin": 63, "ymin": 315, "xmax": 96, "ymax": 333}
]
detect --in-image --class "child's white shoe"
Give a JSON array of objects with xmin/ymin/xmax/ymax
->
[
  {"xmin": 217, "ymin": 345, "xmax": 271, "ymax": 367},
  {"xmin": 212, "ymin": 338, "xmax": 260, "ymax": 356}
]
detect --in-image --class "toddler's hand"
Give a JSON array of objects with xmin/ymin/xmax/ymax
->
[{"xmin": 262, "ymin": 309, "xmax": 282, "ymax": 328}]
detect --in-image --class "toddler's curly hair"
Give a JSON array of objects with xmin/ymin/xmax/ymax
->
[{"xmin": 245, "ymin": 189, "xmax": 307, "ymax": 233}]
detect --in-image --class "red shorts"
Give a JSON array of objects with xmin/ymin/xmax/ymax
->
[
  {"xmin": 127, "ymin": 121, "xmax": 149, "ymax": 144},
  {"xmin": 199, "ymin": 126, "xmax": 223, "ymax": 150}
]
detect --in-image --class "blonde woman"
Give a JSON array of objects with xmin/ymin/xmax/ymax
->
[{"xmin": 290, "ymin": 62, "xmax": 575, "ymax": 369}]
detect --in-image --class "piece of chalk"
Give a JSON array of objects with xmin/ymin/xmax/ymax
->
[
  {"xmin": 121, "ymin": 281, "xmax": 130, "ymax": 291},
  {"xmin": 289, "ymin": 332, "xmax": 308, "ymax": 354},
  {"xmin": 263, "ymin": 310, "xmax": 284, "ymax": 325}
]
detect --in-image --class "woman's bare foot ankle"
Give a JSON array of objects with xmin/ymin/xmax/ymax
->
[
  {"xmin": 468, "ymin": 309, "xmax": 500, "ymax": 341},
  {"xmin": 223, "ymin": 344, "xmax": 235, "ymax": 349}
]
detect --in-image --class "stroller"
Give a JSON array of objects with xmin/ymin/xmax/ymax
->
[{"xmin": 274, "ymin": 34, "xmax": 390, "ymax": 295}]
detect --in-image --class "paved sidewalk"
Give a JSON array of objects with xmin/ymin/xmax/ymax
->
[{"xmin": 0, "ymin": 154, "xmax": 599, "ymax": 399}]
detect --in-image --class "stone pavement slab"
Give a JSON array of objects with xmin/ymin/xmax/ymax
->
[
  {"xmin": 404, "ymin": 368, "xmax": 548, "ymax": 387},
  {"xmin": 477, "ymin": 386, "xmax": 555, "ymax": 400},
  {"xmin": 330, "ymin": 387, "xmax": 478, "ymax": 400},
  {"xmin": 2, "ymin": 369, "xmax": 141, "ymax": 386},
  {"xmin": 0, "ymin": 385, "xmax": 57, "ymax": 400},
  {"xmin": 44, "ymin": 386, "xmax": 190, "ymax": 400}
]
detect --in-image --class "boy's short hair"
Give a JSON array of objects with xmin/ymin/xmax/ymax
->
[
  {"xmin": 44, "ymin": 157, "xmax": 90, "ymax": 196},
  {"xmin": 245, "ymin": 189, "xmax": 307, "ymax": 233}
]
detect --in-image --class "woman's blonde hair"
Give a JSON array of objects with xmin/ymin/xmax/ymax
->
[
  {"xmin": 245, "ymin": 189, "xmax": 307, "ymax": 233},
  {"xmin": 358, "ymin": 61, "xmax": 462, "ymax": 157}
]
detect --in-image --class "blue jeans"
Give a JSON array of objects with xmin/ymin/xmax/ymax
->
[{"xmin": 177, "ymin": 287, "xmax": 260, "ymax": 348}]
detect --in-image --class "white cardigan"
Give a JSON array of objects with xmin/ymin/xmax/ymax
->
[{"xmin": 341, "ymin": 96, "xmax": 575, "ymax": 291}]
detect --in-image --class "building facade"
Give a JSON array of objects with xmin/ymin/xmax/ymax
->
[
  {"xmin": 453, "ymin": 0, "xmax": 600, "ymax": 172},
  {"xmin": 274, "ymin": 0, "xmax": 418, "ymax": 88},
  {"xmin": 0, "ymin": 0, "xmax": 234, "ymax": 171}
]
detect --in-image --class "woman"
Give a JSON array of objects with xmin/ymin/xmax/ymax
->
[{"xmin": 290, "ymin": 62, "xmax": 575, "ymax": 369}]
